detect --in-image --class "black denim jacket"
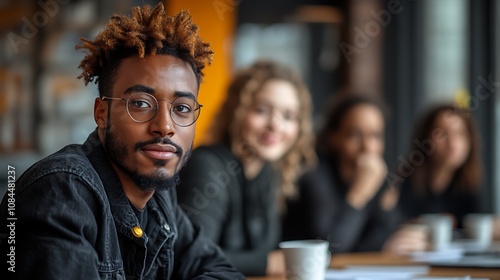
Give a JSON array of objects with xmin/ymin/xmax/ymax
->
[{"xmin": 0, "ymin": 130, "xmax": 244, "ymax": 280}]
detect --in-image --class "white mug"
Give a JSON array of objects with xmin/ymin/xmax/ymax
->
[
  {"xmin": 278, "ymin": 240, "xmax": 330, "ymax": 280},
  {"xmin": 419, "ymin": 214, "xmax": 453, "ymax": 250},
  {"xmin": 463, "ymin": 213, "xmax": 493, "ymax": 249}
]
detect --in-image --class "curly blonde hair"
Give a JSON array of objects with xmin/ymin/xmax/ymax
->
[
  {"xmin": 76, "ymin": 3, "xmax": 213, "ymax": 96},
  {"xmin": 210, "ymin": 61, "xmax": 317, "ymax": 206}
]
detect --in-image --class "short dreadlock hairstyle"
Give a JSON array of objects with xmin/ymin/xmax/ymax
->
[{"xmin": 76, "ymin": 3, "xmax": 213, "ymax": 97}]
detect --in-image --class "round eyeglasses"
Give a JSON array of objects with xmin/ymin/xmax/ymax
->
[{"xmin": 102, "ymin": 92, "xmax": 202, "ymax": 127}]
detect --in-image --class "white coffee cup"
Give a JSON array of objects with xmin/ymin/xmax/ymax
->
[
  {"xmin": 419, "ymin": 214, "xmax": 453, "ymax": 250},
  {"xmin": 278, "ymin": 240, "xmax": 330, "ymax": 280},
  {"xmin": 463, "ymin": 213, "xmax": 493, "ymax": 249}
]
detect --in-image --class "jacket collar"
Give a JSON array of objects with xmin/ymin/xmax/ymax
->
[{"xmin": 83, "ymin": 129, "xmax": 148, "ymax": 246}]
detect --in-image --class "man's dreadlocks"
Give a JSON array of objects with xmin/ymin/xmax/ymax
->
[{"xmin": 76, "ymin": 3, "xmax": 213, "ymax": 97}]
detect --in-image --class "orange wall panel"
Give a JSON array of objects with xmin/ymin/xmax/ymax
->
[{"xmin": 165, "ymin": 0, "xmax": 236, "ymax": 147}]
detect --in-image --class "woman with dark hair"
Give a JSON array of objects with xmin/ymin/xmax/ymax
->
[
  {"xmin": 283, "ymin": 94, "xmax": 425, "ymax": 254},
  {"xmin": 396, "ymin": 104, "xmax": 483, "ymax": 229},
  {"xmin": 177, "ymin": 61, "xmax": 316, "ymax": 276}
]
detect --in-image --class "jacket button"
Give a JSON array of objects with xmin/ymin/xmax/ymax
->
[
  {"xmin": 132, "ymin": 226, "xmax": 143, "ymax": 238},
  {"xmin": 163, "ymin": 223, "xmax": 171, "ymax": 232}
]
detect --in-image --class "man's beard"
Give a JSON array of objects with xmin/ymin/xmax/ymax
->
[{"xmin": 104, "ymin": 121, "xmax": 192, "ymax": 191}]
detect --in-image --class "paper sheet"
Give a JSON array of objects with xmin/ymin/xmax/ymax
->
[
  {"xmin": 325, "ymin": 265, "xmax": 429, "ymax": 279},
  {"xmin": 411, "ymin": 247, "xmax": 464, "ymax": 262},
  {"xmin": 324, "ymin": 265, "xmax": 487, "ymax": 280}
]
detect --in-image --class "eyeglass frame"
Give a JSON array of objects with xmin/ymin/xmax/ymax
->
[{"xmin": 101, "ymin": 92, "xmax": 203, "ymax": 127}]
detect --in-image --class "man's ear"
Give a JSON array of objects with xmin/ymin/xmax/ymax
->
[{"xmin": 94, "ymin": 98, "xmax": 108, "ymax": 129}]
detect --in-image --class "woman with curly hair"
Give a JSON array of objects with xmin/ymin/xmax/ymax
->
[{"xmin": 177, "ymin": 61, "xmax": 316, "ymax": 276}]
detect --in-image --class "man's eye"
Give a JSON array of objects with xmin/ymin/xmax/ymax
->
[
  {"xmin": 130, "ymin": 99, "xmax": 153, "ymax": 109},
  {"xmin": 173, "ymin": 104, "xmax": 192, "ymax": 113}
]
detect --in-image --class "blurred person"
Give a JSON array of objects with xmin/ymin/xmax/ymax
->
[
  {"xmin": 0, "ymin": 4, "xmax": 244, "ymax": 279},
  {"xmin": 177, "ymin": 61, "xmax": 316, "ymax": 276},
  {"xmin": 283, "ymin": 94, "xmax": 427, "ymax": 255},
  {"xmin": 396, "ymin": 104, "xmax": 484, "ymax": 230}
]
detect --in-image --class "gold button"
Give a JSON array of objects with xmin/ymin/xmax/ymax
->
[
  {"xmin": 132, "ymin": 226, "xmax": 143, "ymax": 238},
  {"xmin": 163, "ymin": 223, "xmax": 170, "ymax": 232}
]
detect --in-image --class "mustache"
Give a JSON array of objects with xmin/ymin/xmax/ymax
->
[{"xmin": 134, "ymin": 137, "xmax": 183, "ymax": 156}]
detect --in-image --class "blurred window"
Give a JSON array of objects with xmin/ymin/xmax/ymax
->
[
  {"xmin": 422, "ymin": 0, "xmax": 469, "ymax": 104},
  {"xmin": 234, "ymin": 23, "xmax": 310, "ymax": 81}
]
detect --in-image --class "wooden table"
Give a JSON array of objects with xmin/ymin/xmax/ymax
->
[{"xmin": 248, "ymin": 252, "xmax": 500, "ymax": 280}]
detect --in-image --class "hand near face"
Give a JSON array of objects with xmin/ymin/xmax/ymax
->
[
  {"xmin": 346, "ymin": 153, "xmax": 387, "ymax": 209},
  {"xmin": 331, "ymin": 103, "xmax": 386, "ymax": 209}
]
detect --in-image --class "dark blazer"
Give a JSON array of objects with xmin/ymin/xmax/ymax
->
[{"xmin": 177, "ymin": 145, "xmax": 280, "ymax": 276}]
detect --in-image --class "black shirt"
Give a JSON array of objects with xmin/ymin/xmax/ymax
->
[
  {"xmin": 177, "ymin": 144, "xmax": 280, "ymax": 276},
  {"xmin": 397, "ymin": 178, "xmax": 482, "ymax": 228}
]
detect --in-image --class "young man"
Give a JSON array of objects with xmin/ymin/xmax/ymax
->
[{"xmin": 0, "ymin": 3, "xmax": 244, "ymax": 279}]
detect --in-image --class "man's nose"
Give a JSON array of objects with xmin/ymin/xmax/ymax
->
[{"xmin": 148, "ymin": 102, "xmax": 175, "ymax": 137}]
